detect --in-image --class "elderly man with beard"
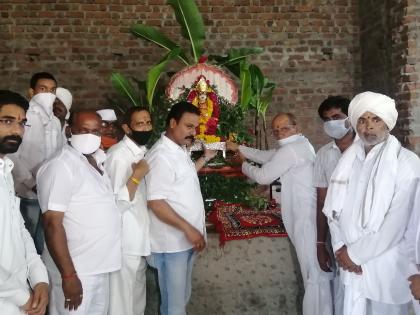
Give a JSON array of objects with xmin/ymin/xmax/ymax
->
[
  {"xmin": 323, "ymin": 91, "xmax": 420, "ymax": 315},
  {"xmin": 0, "ymin": 90, "xmax": 49, "ymax": 315},
  {"xmin": 37, "ymin": 110, "xmax": 121, "ymax": 315},
  {"xmin": 105, "ymin": 107, "xmax": 152, "ymax": 315}
]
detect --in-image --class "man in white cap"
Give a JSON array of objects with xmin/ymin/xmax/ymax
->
[
  {"xmin": 54, "ymin": 87, "xmax": 72, "ymax": 146},
  {"xmin": 323, "ymin": 91, "xmax": 420, "ymax": 315},
  {"xmin": 97, "ymin": 108, "xmax": 119, "ymax": 151},
  {"xmin": 9, "ymin": 72, "xmax": 63, "ymax": 254}
]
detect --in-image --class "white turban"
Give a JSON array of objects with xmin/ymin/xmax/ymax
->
[
  {"xmin": 348, "ymin": 91, "xmax": 398, "ymax": 131},
  {"xmin": 96, "ymin": 109, "xmax": 117, "ymax": 121},
  {"xmin": 55, "ymin": 87, "xmax": 73, "ymax": 119}
]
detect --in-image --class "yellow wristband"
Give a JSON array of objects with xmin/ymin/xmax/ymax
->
[{"xmin": 130, "ymin": 177, "xmax": 140, "ymax": 185}]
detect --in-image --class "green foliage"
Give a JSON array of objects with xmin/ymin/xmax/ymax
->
[
  {"xmin": 168, "ymin": 0, "xmax": 205, "ymax": 63},
  {"xmin": 208, "ymin": 47, "xmax": 264, "ymax": 67},
  {"xmin": 110, "ymin": 73, "xmax": 141, "ymax": 108},
  {"xmin": 130, "ymin": 24, "xmax": 189, "ymax": 65},
  {"xmin": 146, "ymin": 48, "xmax": 181, "ymax": 107},
  {"xmin": 217, "ymin": 101, "xmax": 252, "ymax": 143},
  {"xmin": 199, "ymin": 173, "xmax": 268, "ymax": 211}
]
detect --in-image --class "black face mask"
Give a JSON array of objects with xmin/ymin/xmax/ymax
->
[{"xmin": 130, "ymin": 130, "xmax": 152, "ymax": 146}]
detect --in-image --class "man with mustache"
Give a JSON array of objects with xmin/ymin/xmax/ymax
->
[
  {"xmin": 0, "ymin": 90, "xmax": 49, "ymax": 315},
  {"xmin": 145, "ymin": 101, "xmax": 216, "ymax": 315},
  {"xmin": 105, "ymin": 107, "xmax": 153, "ymax": 315},
  {"xmin": 323, "ymin": 92, "xmax": 420, "ymax": 315},
  {"xmin": 9, "ymin": 72, "xmax": 62, "ymax": 254}
]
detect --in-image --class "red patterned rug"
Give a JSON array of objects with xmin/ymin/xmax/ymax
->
[{"xmin": 208, "ymin": 200, "xmax": 287, "ymax": 246}]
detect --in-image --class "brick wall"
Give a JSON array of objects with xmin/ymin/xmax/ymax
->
[
  {"xmin": 0, "ymin": 0, "xmax": 360, "ymax": 149},
  {"xmin": 359, "ymin": 0, "xmax": 420, "ymax": 154}
]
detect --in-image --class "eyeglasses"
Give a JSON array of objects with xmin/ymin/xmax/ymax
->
[
  {"xmin": 0, "ymin": 119, "xmax": 30, "ymax": 128},
  {"xmin": 272, "ymin": 125, "xmax": 296, "ymax": 133}
]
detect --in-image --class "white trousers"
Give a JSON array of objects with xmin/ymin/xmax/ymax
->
[
  {"xmin": 108, "ymin": 255, "xmax": 147, "ymax": 315},
  {"xmin": 49, "ymin": 273, "xmax": 109, "ymax": 315},
  {"xmin": 343, "ymin": 286, "xmax": 409, "ymax": 315}
]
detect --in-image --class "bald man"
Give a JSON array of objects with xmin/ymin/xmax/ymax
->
[
  {"xmin": 323, "ymin": 92, "xmax": 420, "ymax": 315},
  {"xmin": 227, "ymin": 113, "xmax": 333, "ymax": 315},
  {"xmin": 37, "ymin": 110, "xmax": 121, "ymax": 315}
]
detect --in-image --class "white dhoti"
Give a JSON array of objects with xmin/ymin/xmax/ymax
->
[
  {"xmin": 48, "ymin": 272, "xmax": 109, "ymax": 315},
  {"xmin": 343, "ymin": 285, "xmax": 410, "ymax": 315},
  {"xmin": 108, "ymin": 255, "xmax": 147, "ymax": 315}
]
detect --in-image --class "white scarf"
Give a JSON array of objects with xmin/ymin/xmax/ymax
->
[{"xmin": 323, "ymin": 135, "xmax": 401, "ymax": 233}]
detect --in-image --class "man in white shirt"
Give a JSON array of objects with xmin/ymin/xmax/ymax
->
[
  {"xmin": 10, "ymin": 72, "xmax": 62, "ymax": 254},
  {"xmin": 226, "ymin": 112, "xmax": 332, "ymax": 315},
  {"xmin": 146, "ymin": 101, "xmax": 216, "ymax": 315},
  {"xmin": 106, "ymin": 107, "xmax": 152, "ymax": 315},
  {"xmin": 37, "ymin": 110, "xmax": 122, "ymax": 315},
  {"xmin": 0, "ymin": 90, "xmax": 49, "ymax": 315},
  {"xmin": 314, "ymin": 96, "xmax": 354, "ymax": 314},
  {"xmin": 323, "ymin": 91, "xmax": 420, "ymax": 315}
]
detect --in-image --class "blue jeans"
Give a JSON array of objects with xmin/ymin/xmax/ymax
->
[
  {"xmin": 147, "ymin": 249, "xmax": 196, "ymax": 315},
  {"xmin": 20, "ymin": 198, "xmax": 44, "ymax": 254}
]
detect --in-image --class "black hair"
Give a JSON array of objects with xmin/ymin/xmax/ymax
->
[
  {"xmin": 67, "ymin": 110, "xmax": 101, "ymax": 127},
  {"xmin": 30, "ymin": 72, "xmax": 57, "ymax": 89},
  {"xmin": 123, "ymin": 107, "xmax": 150, "ymax": 126},
  {"xmin": 165, "ymin": 101, "xmax": 200, "ymax": 127},
  {"xmin": 0, "ymin": 90, "xmax": 29, "ymax": 112},
  {"xmin": 317, "ymin": 96, "xmax": 350, "ymax": 120}
]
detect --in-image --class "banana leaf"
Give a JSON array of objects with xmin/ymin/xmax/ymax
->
[
  {"xmin": 131, "ymin": 24, "xmax": 190, "ymax": 65},
  {"xmin": 239, "ymin": 60, "xmax": 252, "ymax": 110},
  {"xmin": 168, "ymin": 0, "xmax": 205, "ymax": 63},
  {"xmin": 146, "ymin": 48, "xmax": 181, "ymax": 107},
  {"xmin": 249, "ymin": 64, "xmax": 265, "ymax": 97},
  {"xmin": 217, "ymin": 47, "xmax": 264, "ymax": 66},
  {"xmin": 110, "ymin": 73, "xmax": 140, "ymax": 108}
]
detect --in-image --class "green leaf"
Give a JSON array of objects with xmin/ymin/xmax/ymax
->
[
  {"xmin": 240, "ymin": 60, "xmax": 252, "ymax": 110},
  {"xmin": 220, "ymin": 47, "xmax": 264, "ymax": 66},
  {"xmin": 110, "ymin": 73, "xmax": 140, "ymax": 107},
  {"xmin": 168, "ymin": 0, "xmax": 205, "ymax": 62},
  {"xmin": 146, "ymin": 48, "xmax": 181, "ymax": 107},
  {"xmin": 249, "ymin": 64, "xmax": 264, "ymax": 97},
  {"xmin": 130, "ymin": 24, "xmax": 190, "ymax": 65}
]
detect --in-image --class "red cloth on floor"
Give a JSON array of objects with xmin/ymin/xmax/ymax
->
[{"xmin": 208, "ymin": 200, "xmax": 287, "ymax": 246}]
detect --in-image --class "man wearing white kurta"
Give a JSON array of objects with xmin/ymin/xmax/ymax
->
[
  {"xmin": 146, "ymin": 102, "xmax": 215, "ymax": 315},
  {"xmin": 314, "ymin": 96, "xmax": 354, "ymax": 315},
  {"xmin": 37, "ymin": 110, "xmax": 121, "ymax": 315},
  {"xmin": 323, "ymin": 91, "xmax": 420, "ymax": 315},
  {"xmin": 106, "ymin": 107, "xmax": 153, "ymax": 315},
  {"xmin": 227, "ymin": 112, "xmax": 332, "ymax": 315},
  {"xmin": 9, "ymin": 72, "xmax": 62, "ymax": 254},
  {"xmin": 0, "ymin": 90, "xmax": 49, "ymax": 315}
]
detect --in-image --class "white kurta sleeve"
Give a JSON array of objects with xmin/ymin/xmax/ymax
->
[
  {"xmin": 347, "ymin": 177, "xmax": 418, "ymax": 266},
  {"xmin": 37, "ymin": 159, "xmax": 73, "ymax": 213},
  {"xmin": 238, "ymin": 145, "xmax": 276, "ymax": 164},
  {"xmin": 19, "ymin": 212, "xmax": 48, "ymax": 288},
  {"xmin": 241, "ymin": 146, "xmax": 295, "ymax": 185},
  {"xmin": 146, "ymin": 154, "xmax": 174, "ymax": 201},
  {"xmin": 328, "ymin": 220, "xmax": 345, "ymax": 253},
  {"xmin": 0, "ymin": 265, "xmax": 30, "ymax": 307},
  {"xmin": 105, "ymin": 153, "xmax": 131, "ymax": 212}
]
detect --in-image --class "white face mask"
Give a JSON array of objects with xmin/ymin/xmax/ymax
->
[
  {"xmin": 30, "ymin": 92, "xmax": 56, "ymax": 116},
  {"xmin": 323, "ymin": 118, "xmax": 351, "ymax": 139},
  {"xmin": 70, "ymin": 134, "xmax": 101, "ymax": 155}
]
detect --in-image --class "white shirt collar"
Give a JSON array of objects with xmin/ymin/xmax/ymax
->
[
  {"xmin": 0, "ymin": 156, "xmax": 14, "ymax": 173},
  {"xmin": 122, "ymin": 135, "xmax": 147, "ymax": 159},
  {"xmin": 161, "ymin": 133, "xmax": 187, "ymax": 153}
]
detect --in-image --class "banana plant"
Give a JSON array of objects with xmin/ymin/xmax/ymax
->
[{"xmin": 239, "ymin": 62, "xmax": 276, "ymax": 149}]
